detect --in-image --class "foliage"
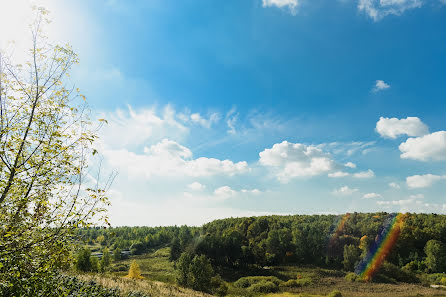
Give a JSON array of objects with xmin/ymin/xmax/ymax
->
[
  {"xmin": 234, "ymin": 276, "xmax": 283, "ymax": 288},
  {"xmin": 249, "ymin": 280, "xmax": 279, "ymax": 293},
  {"xmin": 126, "ymin": 260, "xmax": 144, "ymax": 279},
  {"xmin": 327, "ymin": 290, "xmax": 343, "ymax": 297},
  {"xmin": 101, "ymin": 247, "xmax": 111, "ymax": 272},
  {"xmin": 175, "ymin": 252, "xmax": 216, "ymax": 293},
  {"xmin": 0, "ymin": 7, "xmax": 111, "ymax": 294},
  {"xmin": 76, "ymin": 247, "xmax": 94, "ymax": 272},
  {"xmin": 343, "ymin": 244, "xmax": 361, "ymax": 271},
  {"xmin": 424, "ymin": 239, "xmax": 446, "ymax": 273}
]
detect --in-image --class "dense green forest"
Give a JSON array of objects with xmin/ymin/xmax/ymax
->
[{"xmin": 78, "ymin": 212, "xmax": 446, "ymax": 277}]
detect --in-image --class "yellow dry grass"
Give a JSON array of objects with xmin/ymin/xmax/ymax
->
[{"xmin": 76, "ymin": 273, "xmax": 215, "ymax": 297}]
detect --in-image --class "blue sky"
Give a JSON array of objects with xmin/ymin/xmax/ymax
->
[{"xmin": 2, "ymin": 0, "xmax": 446, "ymax": 226}]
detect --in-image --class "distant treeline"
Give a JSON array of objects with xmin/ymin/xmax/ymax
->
[{"xmin": 77, "ymin": 213, "xmax": 446, "ymax": 273}]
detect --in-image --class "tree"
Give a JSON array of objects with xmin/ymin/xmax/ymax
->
[
  {"xmin": 343, "ymin": 244, "xmax": 361, "ymax": 271},
  {"xmin": 170, "ymin": 237, "xmax": 182, "ymax": 261},
  {"xmin": 0, "ymin": 7, "xmax": 113, "ymax": 294},
  {"xmin": 126, "ymin": 260, "xmax": 143, "ymax": 279},
  {"xmin": 113, "ymin": 247, "xmax": 122, "ymax": 261},
  {"xmin": 176, "ymin": 252, "xmax": 214, "ymax": 293},
  {"xmin": 75, "ymin": 247, "xmax": 93, "ymax": 272},
  {"xmin": 100, "ymin": 247, "xmax": 111, "ymax": 272},
  {"xmin": 424, "ymin": 240, "xmax": 446, "ymax": 273}
]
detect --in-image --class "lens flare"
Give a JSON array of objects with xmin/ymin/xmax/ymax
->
[{"xmin": 355, "ymin": 213, "xmax": 405, "ymax": 281}]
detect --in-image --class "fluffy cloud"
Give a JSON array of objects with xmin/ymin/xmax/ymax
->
[
  {"xmin": 377, "ymin": 194, "xmax": 423, "ymax": 206},
  {"xmin": 353, "ymin": 169, "xmax": 375, "ymax": 179},
  {"xmin": 259, "ymin": 141, "xmax": 337, "ymax": 182},
  {"xmin": 104, "ymin": 139, "xmax": 248, "ymax": 179},
  {"xmin": 373, "ymin": 80, "xmax": 390, "ymax": 92},
  {"xmin": 399, "ymin": 131, "xmax": 446, "ymax": 161},
  {"xmin": 241, "ymin": 189, "xmax": 262, "ymax": 195},
  {"xmin": 376, "ymin": 117, "xmax": 429, "ymax": 139},
  {"xmin": 345, "ymin": 162, "xmax": 356, "ymax": 168},
  {"xmin": 214, "ymin": 186, "xmax": 237, "ymax": 199},
  {"xmin": 332, "ymin": 186, "xmax": 358, "ymax": 196},
  {"xmin": 358, "ymin": 0, "xmax": 422, "ymax": 21},
  {"xmin": 389, "ymin": 182, "xmax": 401, "ymax": 189},
  {"xmin": 406, "ymin": 174, "xmax": 446, "ymax": 189},
  {"xmin": 328, "ymin": 171, "xmax": 350, "ymax": 178},
  {"xmin": 363, "ymin": 193, "xmax": 382, "ymax": 199},
  {"xmin": 262, "ymin": 0, "xmax": 299, "ymax": 14},
  {"xmin": 188, "ymin": 182, "xmax": 206, "ymax": 191}
]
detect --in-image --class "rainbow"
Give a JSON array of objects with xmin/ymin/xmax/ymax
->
[
  {"xmin": 329, "ymin": 213, "xmax": 350, "ymax": 246},
  {"xmin": 355, "ymin": 213, "xmax": 405, "ymax": 281}
]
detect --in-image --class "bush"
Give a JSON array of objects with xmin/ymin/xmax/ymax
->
[
  {"xmin": 280, "ymin": 279, "xmax": 298, "ymax": 288},
  {"xmin": 376, "ymin": 262, "xmax": 418, "ymax": 283},
  {"xmin": 327, "ymin": 290, "xmax": 343, "ymax": 297},
  {"xmin": 249, "ymin": 281, "xmax": 279, "ymax": 293},
  {"xmin": 345, "ymin": 272, "xmax": 360, "ymax": 282},
  {"xmin": 234, "ymin": 276, "xmax": 282, "ymax": 288}
]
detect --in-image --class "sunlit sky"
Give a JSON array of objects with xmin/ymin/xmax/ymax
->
[{"xmin": 2, "ymin": 0, "xmax": 446, "ymax": 226}]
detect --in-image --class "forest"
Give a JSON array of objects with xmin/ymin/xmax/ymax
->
[{"xmin": 69, "ymin": 213, "xmax": 446, "ymax": 296}]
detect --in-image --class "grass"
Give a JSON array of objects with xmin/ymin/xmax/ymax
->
[
  {"xmin": 93, "ymin": 247, "xmax": 446, "ymax": 297},
  {"xmin": 111, "ymin": 246, "xmax": 176, "ymax": 283},
  {"xmin": 76, "ymin": 273, "xmax": 214, "ymax": 297}
]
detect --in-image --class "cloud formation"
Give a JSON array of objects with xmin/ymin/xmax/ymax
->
[
  {"xmin": 259, "ymin": 141, "xmax": 337, "ymax": 182},
  {"xmin": 332, "ymin": 186, "xmax": 359, "ymax": 196},
  {"xmin": 373, "ymin": 80, "xmax": 390, "ymax": 92},
  {"xmin": 376, "ymin": 117, "xmax": 429, "ymax": 139},
  {"xmin": 406, "ymin": 174, "xmax": 446, "ymax": 189},
  {"xmin": 262, "ymin": 0, "xmax": 299, "ymax": 15},
  {"xmin": 353, "ymin": 169, "xmax": 375, "ymax": 179},
  {"xmin": 358, "ymin": 0, "xmax": 422, "ymax": 21},
  {"xmin": 104, "ymin": 139, "xmax": 249, "ymax": 179},
  {"xmin": 363, "ymin": 192, "xmax": 382, "ymax": 199},
  {"xmin": 399, "ymin": 131, "xmax": 446, "ymax": 161}
]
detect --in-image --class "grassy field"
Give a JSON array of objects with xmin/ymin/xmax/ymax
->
[{"xmin": 93, "ymin": 247, "xmax": 446, "ymax": 297}]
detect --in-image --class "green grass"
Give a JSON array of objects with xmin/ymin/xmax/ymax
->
[
  {"xmin": 110, "ymin": 247, "xmax": 176, "ymax": 283},
  {"xmin": 104, "ymin": 247, "xmax": 446, "ymax": 297}
]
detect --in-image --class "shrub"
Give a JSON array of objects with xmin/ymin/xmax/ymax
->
[
  {"xmin": 249, "ymin": 281, "xmax": 279, "ymax": 293},
  {"xmin": 345, "ymin": 272, "xmax": 359, "ymax": 282},
  {"xmin": 376, "ymin": 262, "xmax": 418, "ymax": 283},
  {"xmin": 126, "ymin": 260, "xmax": 144, "ymax": 279},
  {"xmin": 234, "ymin": 276, "xmax": 282, "ymax": 288},
  {"xmin": 327, "ymin": 290, "xmax": 343, "ymax": 297},
  {"xmin": 280, "ymin": 279, "xmax": 298, "ymax": 288},
  {"xmin": 296, "ymin": 277, "xmax": 312, "ymax": 286}
]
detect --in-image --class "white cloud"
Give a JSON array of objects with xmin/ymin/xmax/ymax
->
[
  {"xmin": 262, "ymin": 0, "xmax": 299, "ymax": 15},
  {"xmin": 373, "ymin": 80, "xmax": 390, "ymax": 92},
  {"xmin": 377, "ymin": 193, "xmax": 423, "ymax": 206},
  {"xmin": 406, "ymin": 174, "xmax": 446, "ymax": 189},
  {"xmin": 332, "ymin": 186, "xmax": 358, "ymax": 196},
  {"xmin": 353, "ymin": 169, "xmax": 375, "ymax": 179},
  {"xmin": 358, "ymin": 0, "xmax": 423, "ymax": 21},
  {"xmin": 190, "ymin": 112, "xmax": 220, "ymax": 128},
  {"xmin": 318, "ymin": 141, "xmax": 375, "ymax": 157},
  {"xmin": 389, "ymin": 182, "xmax": 401, "ymax": 189},
  {"xmin": 104, "ymin": 139, "xmax": 248, "ymax": 179},
  {"xmin": 363, "ymin": 192, "xmax": 382, "ymax": 199},
  {"xmin": 328, "ymin": 171, "xmax": 350, "ymax": 178},
  {"xmin": 226, "ymin": 107, "xmax": 238, "ymax": 135},
  {"xmin": 376, "ymin": 117, "xmax": 429, "ymax": 139},
  {"xmin": 188, "ymin": 182, "xmax": 206, "ymax": 191},
  {"xmin": 99, "ymin": 105, "xmax": 188, "ymax": 150},
  {"xmin": 241, "ymin": 189, "xmax": 262, "ymax": 195},
  {"xmin": 345, "ymin": 162, "xmax": 356, "ymax": 168},
  {"xmin": 259, "ymin": 141, "xmax": 337, "ymax": 182},
  {"xmin": 214, "ymin": 186, "xmax": 236, "ymax": 199},
  {"xmin": 399, "ymin": 131, "xmax": 446, "ymax": 161}
]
